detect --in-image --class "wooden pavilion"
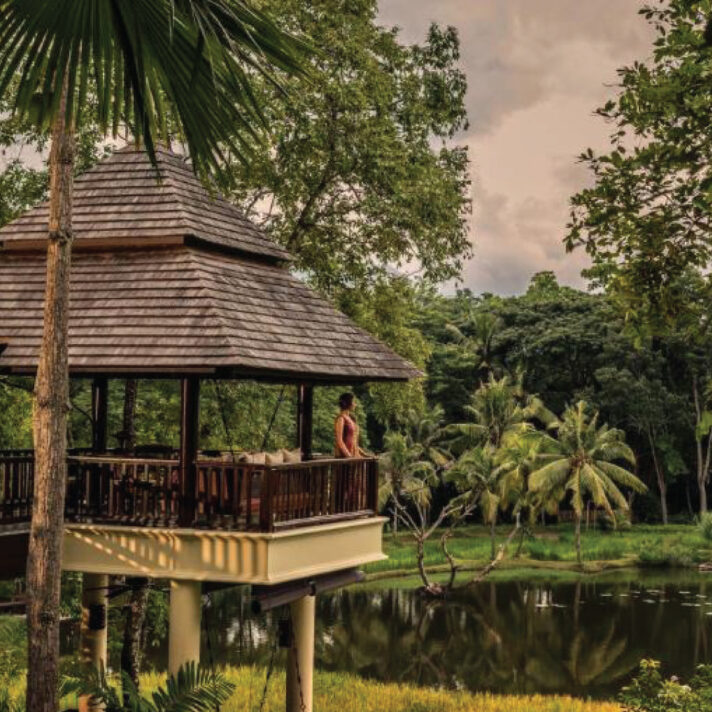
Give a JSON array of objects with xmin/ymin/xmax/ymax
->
[{"xmin": 0, "ymin": 146, "xmax": 418, "ymax": 711}]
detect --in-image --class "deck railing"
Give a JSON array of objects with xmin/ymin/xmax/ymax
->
[{"xmin": 0, "ymin": 451, "xmax": 379, "ymax": 532}]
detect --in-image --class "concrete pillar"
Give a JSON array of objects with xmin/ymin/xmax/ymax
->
[
  {"xmin": 287, "ymin": 595, "xmax": 315, "ymax": 712},
  {"xmin": 79, "ymin": 573, "xmax": 108, "ymax": 712},
  {"xmin": 168, "ymin": 579, "xmax": 202, "ymax": 676}
]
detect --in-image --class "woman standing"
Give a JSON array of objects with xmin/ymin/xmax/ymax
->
[{"xmin": 334, "ymin": 392, "xmax": 366, "ymax": 458}]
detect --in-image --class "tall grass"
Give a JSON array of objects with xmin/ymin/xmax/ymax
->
[{"xmin": 53, "ymin": 667, "xmax": 620, "ymax": 712}]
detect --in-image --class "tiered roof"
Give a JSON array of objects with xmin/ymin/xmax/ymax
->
[{"xmin": 0, "ymin": 147, "xmax": 419, "ymax": 382}]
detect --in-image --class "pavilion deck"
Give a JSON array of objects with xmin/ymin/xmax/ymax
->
[{"xmin": 0, "ymin": 451, "xmax": 379, "ymax": 533}]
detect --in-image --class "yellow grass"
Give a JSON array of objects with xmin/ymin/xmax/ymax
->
[
  {"xmin": 141, "ymin": 667, "xmax": 621, "ymax": 712},
  {"xmin": 6, "ymin": 665, "xmax": 622, "ymax": 711}
]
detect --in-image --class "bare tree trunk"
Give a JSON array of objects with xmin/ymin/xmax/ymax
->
[
  {"xmin": 575, "ymin": 512, "xmax": 582, "ymax": 566},
  {"xmin": 121, "ymin": 579, "xmax": 150, "ymax": 702},
  {"xmin": 693, "ymin": 375, "xmax": 710, "ymax": 515},
  {"xmin": 415, "ymin": 538, "xmax": 430, "ymax": 590},
  {"xmin": 441, "ymin": 529, "xmax": 459, "ymax": 590},
  {"xmin": 646, "ymin": 429, "xmax": 668, "ymax": 525},
  {"xmin": 26, "ymin": 98, "xmax": 75, "ymax": 712}
]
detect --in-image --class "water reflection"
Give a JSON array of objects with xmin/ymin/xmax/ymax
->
[{"xmin": 141, "ymin": 575, "xmax": 712, "ymax": 698}]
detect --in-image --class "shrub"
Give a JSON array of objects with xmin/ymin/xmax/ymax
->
[
  {"xmin": 620, "ymin": 660, "xmax": 712, "ymax": 711},
  {"xmin": 699, "ymin": 512, "xmax": 712, "ymax": 542}
]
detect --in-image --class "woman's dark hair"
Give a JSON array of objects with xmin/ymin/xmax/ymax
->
[{"xmin": 339, "ymin": 392, "xmax": 355, "ymax": 410}]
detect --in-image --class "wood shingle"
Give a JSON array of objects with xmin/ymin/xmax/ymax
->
[{"xmin": 0, "ymin": 149, "xmax": 419, "ymax": 383}]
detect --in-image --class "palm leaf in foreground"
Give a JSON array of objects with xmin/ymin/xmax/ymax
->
[{"xmin": 64, "ymin": 663, "xmax": 234, "ymax": 712}]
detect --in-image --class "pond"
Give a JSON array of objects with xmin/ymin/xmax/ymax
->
[{"xmin": 67, "ymin": 570, "xmax": 712, "ymax": 699}]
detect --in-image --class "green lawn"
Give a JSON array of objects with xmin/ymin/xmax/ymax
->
[{"xmin": 367, "ymin": 523, "xmax": 712, "ymax": 580}]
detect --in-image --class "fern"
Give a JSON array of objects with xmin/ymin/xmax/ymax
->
[{"xmin": 63, "ymin": 663, "xmax": 234, "ymax": 712}]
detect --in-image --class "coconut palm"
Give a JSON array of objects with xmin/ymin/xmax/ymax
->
[
  {"xmin": 529, "ymin": 401, "xmax": 646, "ymax": 565},
  {"xmin": 380, "ymin": 430, "xmax": 436, "ymax": 536},
  {"xmin": 444, "ymin": 373, "xmax": 555, "ymax": 454},
  {"xmin": 0, "ymin": 4, "xmax": 307, "ymax": 710},
  {"xmin": 445, "ymin": 310, "xmax": 502, "ymax": 376},
  {"xmin": 445, "ymin": 444, "xmax": 507, "ymax": 560},
  {"xmin": 405, "ymin": 405, "xmax": 451, "ymax": 470}
]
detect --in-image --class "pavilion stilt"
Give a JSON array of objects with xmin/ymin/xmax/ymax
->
[
  {"xmin": 78, "ymin": 573, "xmax": 108, "ymax": 712},
  {"xmin": 168, "ymin": 579, "xmax": 202, "ymax": 676},
  {"xmin": 287, "ymin": 594, "xmax": 315, "ymax": 712}
]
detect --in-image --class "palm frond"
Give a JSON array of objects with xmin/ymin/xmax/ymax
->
[
  {"xmin": 595, "ymin": 460, "xmax": 647, "ymax": 494},
  {"xmin": 150, "ymin": 662, "xmax": 234, "ymax": 712},
  {"xmin": 0, "ymin": 0, "xmax": 310, "ymax": 179},
  {"xmin": 529, "ymin": 458, "xmax": 570, "ymax": 493}
]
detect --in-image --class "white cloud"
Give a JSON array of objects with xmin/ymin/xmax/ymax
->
[{"xmin": 378, "ymin": 0, "xmax": 655, "ymax": 294}]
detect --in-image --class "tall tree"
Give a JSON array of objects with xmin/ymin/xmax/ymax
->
[
  {"xmin": 0, "ymin": 3, "xmax": 307, "ymax": 710},
  {"xmin": 567, "ymin": 0, "xmax": 712, "ymax": 335},
  {"xmin": 228, "ymin": 0, "xmax": 472, "ymax": 295}
]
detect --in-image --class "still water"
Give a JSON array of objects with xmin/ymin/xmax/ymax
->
[{"xmin": 73, "ymin": 571, "xmax": 712, "ymax": 699}]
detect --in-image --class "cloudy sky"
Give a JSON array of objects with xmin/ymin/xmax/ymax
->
[{"xmin": 378, "ymin": 0, "xmax": 656, "ymax": 295}]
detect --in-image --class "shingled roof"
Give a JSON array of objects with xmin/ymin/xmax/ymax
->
[
  {"xmin": 0, "ymin": 146, "xmax": 290, "ymax": 262},
  {"xmin": 0, "ymin": 149, "xmax": 419, "ymax": 383}
]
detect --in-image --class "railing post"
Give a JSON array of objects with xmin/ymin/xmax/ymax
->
[
  {"xmin": 179, "ymin": 377, "xmax": 200, "ymax": 527},
  {"xmin": 368, "ymin": 459, "xmax": 378, "ymax": 513},
  {"xmin": 260, "ymin": 468, "xmax": 274, "ymax": 532},
  {"xmin": 296, "ymin": 384, "xmax": 314, "ymax": 461}
]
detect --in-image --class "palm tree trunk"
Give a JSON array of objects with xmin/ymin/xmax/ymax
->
[
  {"xmin": 26, "ymin": 98, "xmax": 75, "ymax": 712},
  {"xmin": 490, "ymin": 514, "xmax": 497, "ymax": 561},
  {"xmin": 575, "ymin": 512, "xmax": 582, "ymax": 567}
]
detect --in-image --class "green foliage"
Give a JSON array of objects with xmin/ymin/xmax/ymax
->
[
  {"xmin": 567, "ymin": 0, "xmax": 712, "ymax": 336},
  {"xmin": 699, "ymin": 512, "xmax": 712, "ymax": 542},
  {"xmin": 0, "ymin": 379, "xmax": 32, "ymax": 449},
  {"xmin": 338, "ymin": 278, "xmax": 431, "ymax": 430},
  {"xmin": 228, "ymin": 0, "xmax": 471, "ymax": 292},
  {"xmin": 620, "ymin": 660, "xmax": 712, "ymax": 712}
]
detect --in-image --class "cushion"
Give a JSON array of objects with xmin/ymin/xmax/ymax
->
[
  {"xmin": 265, "ymin": 450, "xmax": 285, "ymax": 465},
  {"xmin": 239, "ymin": 451, "xmax": 267, "ymax": 465},
  {"xmin": 282, "ymin": 448, "xmax": 302, "ymax": 464}
]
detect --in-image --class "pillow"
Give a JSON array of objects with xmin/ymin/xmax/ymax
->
[
  {"xmin": 265, "ymin": 450, "xmax": 285, "ymax": 465},
  {"xmin": 281, "ymin": 448, "xmax": 302, "ymax": 464},
  {"xmin": 239, "ymin": 451, "xmax": 267, "ymax": 465}
]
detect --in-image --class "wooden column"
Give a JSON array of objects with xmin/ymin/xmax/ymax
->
[
  {"xmin": 296, "ymin": 384, "xmax": 314, "ymax": 461},
  {"xmin": 179, "ymin": 377, "xmax": 200, "ymax": 527},
  {"xmin": 91, "ymin": 377, "xmax": 108, "ymax": 453}
]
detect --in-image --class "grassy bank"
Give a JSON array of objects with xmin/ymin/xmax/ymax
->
[
  {"xmin": 366, "ymin": 523, "xmax": 712, "ymax": 581},
  {"xmin": 6, "ymin": 667, "xmax": 621, "ymax": 712}
]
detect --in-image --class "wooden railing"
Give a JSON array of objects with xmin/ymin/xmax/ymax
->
[
  {"xmin": 0, "ymin": 451, "xmax": 34, "ymax": 524},
  {"xmin": 259, "ymin": 457, "xmax": 379, "ymax": 531},
  {"xmin": 0, "ymin": 452, "xmax": 379, "ymax": 532},
  {"xmin": 66, "ymin": 455, "xmax": 181, "ymax": 526}
]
